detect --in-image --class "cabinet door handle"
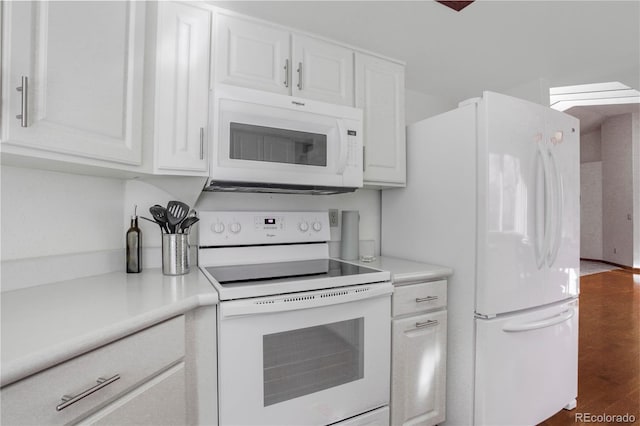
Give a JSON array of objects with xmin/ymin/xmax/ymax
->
[
  {"xmin": 284, "ymin": 59, "xmax": 290, "ymax": 88},
  {"xmin": 415, "ymin": 320, "xmax": 439, "ymax": 329},
  {"xmin": 56, "ymin": 374, "xmax": 120, "ymax": 411},
  {"xmin": 297, "ymin": 62, "xmax": 303, "ymax": 90},
  {"xmin": 199, "ymin": 127, "xmax": 204, "ymax": 160},
  {"xmin": 416, "ymin": 295, "xmax": 438, "ymax": 303},
  {"xmin": 16, "ymin": 76, "xmax": 28, "ymax": 127}
]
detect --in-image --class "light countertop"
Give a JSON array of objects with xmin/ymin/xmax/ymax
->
[
  {"xmin": 350, "ymin": 256, "xmax": 452, "ymax": 285},
  {"xmin": 1, "ymin": 268, "xmax": 218, "ymax": 387}
]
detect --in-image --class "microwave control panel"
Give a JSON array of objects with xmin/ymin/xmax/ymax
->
[{"xmin": 199, "ymin": 211, "xmax": 330, "ymax": 246}]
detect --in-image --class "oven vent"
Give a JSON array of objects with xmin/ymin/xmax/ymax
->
[
  {"xmin": 354, "ymin": 287, "xmax": 371, "ymax": 293},
  {"xmin": 283, "ymin": 295, "xmax": 316, "ymax": 303},
  {"xmin": 255, "ymin": 300, "xmax": 276, "ymax": 305}
]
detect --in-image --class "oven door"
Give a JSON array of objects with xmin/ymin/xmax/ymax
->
[
  {"xmin": 217, "ymin": 282, "xmax": 392, "ymax": 426},
  {"xmin": 211, "ymin": 85, "xmax": 363, "ymax": 188}
]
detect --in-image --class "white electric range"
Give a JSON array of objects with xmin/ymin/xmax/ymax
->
[{"xmin": 199, "ymin": 211, "xmax": 392, "ymax": 426}]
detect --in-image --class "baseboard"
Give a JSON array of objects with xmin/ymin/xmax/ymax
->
[{"xmin": 581, "ymin": 258, "xmax": 640, "ymax": 274}]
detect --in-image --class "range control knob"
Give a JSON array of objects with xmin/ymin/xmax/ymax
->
[
  {"xmin": 212, "ymin": 222, "xmax": 225, "ymax": 234},
  {"xmin": 230, "ymin": 222, "xmax": 242, "ymax": 234},
  {"xmin": 312, "ymin": 221, "xmax": 323, "ymax": 232},
  {"xmin": 298, "ymin": 221, "xmax": 309, "ymax": 232}
]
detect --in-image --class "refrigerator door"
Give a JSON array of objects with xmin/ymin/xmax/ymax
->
[
  {"xmin": 474, "ymin": 299, "xmax": 578, "ymax": 425},
  {"xmin": 476, "ymin": 92, "xmax": 578, "ymax": 316},
  {"xmin": 545, "ymin": 108, "xmax": 580, "ymax": 298}
]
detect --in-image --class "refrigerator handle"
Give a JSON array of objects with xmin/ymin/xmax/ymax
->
[
  {"xmin": 502, "ymin": 307, "xmax": 575, "ymax": 332},
  {"xmin": 546, "ymin": 149, "xmax": 563, "ymax": 267},
  {"xmin": 534, "ymin": 144, "xmax": 551, "ymax": 269}
]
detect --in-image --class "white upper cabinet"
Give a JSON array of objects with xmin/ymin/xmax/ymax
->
[
  {"xmin": 1, "ymin": 1, "xmax": 145, "ymax": 166},
  {"xmin": 214, "ymin": 14, "xmax": 354, "ymax": 106},
  {"xmin": 292, "ymin": 34, "xmax": 354, "ymax": 105},
  {"xmin": 153, "ymin": 1, "xmax": 211, "ymax": 174},
  {"xmin": 356, "ymin": 52, "xmax": 406, "ymax": 187},
  {"xmin": 214, "ymin": 14, "xmax": 290, "ymax": 95}
]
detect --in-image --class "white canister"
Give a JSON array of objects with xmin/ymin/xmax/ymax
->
[{"xmin": 340, "ymin": 210, "xmax": 360, "ymax": 260}]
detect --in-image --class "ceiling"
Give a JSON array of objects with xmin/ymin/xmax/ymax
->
[{"xmin": 209, "ymin": 1, "xmax": 640, "ymax": 105}]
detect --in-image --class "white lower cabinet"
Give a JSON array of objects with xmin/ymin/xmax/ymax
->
[
  {"xmin": 391, "ymin": 281, "xmax": 447, "ymax": 426},
  {"xmin": 0, "ymin": 316, "xmax": 187, "ymax": 425}
]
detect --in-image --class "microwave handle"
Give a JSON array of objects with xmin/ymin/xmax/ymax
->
[{"xmin": 336, "ymin": 120, "xmax": 349, "ymax": 174}]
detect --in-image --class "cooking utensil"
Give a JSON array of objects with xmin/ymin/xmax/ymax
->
[
  {"xmin": 149, "ymin": 205, "xmax": 170, "ymax": 233},
  {"xmin": 166, "ymin": 201, "xmax": 189, "ymax": 233},
  {"xmin": 179, "ymin": 216, "xmax": 199, "ymax": 234}
]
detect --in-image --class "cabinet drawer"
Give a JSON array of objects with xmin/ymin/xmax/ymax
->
[
  {"xmin": 393, "ymin": 280, "xmax": 446, "ymax": 316},
  {"xmin": 391, "ymin": 310, "xmax": 447, "ymax": 426},
  {"xmin": 1, "ymin": 316, "xmax": 185, "ymax": 425}
]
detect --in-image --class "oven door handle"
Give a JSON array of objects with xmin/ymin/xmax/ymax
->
[{"xmin": 220, "ymin": 282, "xmax": 393, "ymax": 318}]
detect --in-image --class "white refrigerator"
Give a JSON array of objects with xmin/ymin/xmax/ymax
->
[{"xmin": 382, "ymin": 92, "xmax": 580, "ymax": 426}]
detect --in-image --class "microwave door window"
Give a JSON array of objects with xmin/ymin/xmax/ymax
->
[{"xmin": 230, "ymin": 123, "xmax": 327, "ymax": 167}]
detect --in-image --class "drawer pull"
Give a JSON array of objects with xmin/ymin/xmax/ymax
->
[
  {"xmin": 416, "ymin": 295, "xmax": 438, "ymax": 303},
  {"xmin": 56, "ymin": 374, "xmax": 120, "ymax": 411},
  {"xmin": 415, "ymin": 320, "xmax": 439, "ymax": 329}
]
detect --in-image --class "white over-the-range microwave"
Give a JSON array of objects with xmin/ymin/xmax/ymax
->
[{"xmin": 204, "ymin": 85, "xmax": 363, "ymax": 194}]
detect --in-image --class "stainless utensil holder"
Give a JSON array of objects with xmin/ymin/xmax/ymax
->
[{"xmin": 162, "ymin": 234, "xmax": 190, "ymax": 276}]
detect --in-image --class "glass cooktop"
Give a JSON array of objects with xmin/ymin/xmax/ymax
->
[{"xmin": 205, "ymin": 258, "xmax": 381, "ymax": 286}]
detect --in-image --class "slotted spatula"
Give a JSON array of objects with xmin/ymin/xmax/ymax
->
[
  {"xmin": 179, "ymin": 216, "xmax": 200, "ymax": 234},
  {"xmin": 166, "ymin": 201, "xmax": 189, "ymax": 233},
  {"xmin": 149, "ymin": 205, "xmax": 170, "ymax": 233}
]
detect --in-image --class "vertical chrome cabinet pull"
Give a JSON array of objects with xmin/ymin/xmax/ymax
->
[
  {"xmin": 284, "ymin": 59, "xmax": 290, "ymax": 88},
  {"xmin": 297, "ymin": 62, "xmax": 303, "ymax": 90},
  {"xmin": 16, "ymin": 76, "xmax": 28, "ymax": 127},
  {"xmin": 199, "ymin": 128, "xmax": 204, "ymax": 160},
  {"xmin": 415, "ymin": 295, "xmax": 438, "ymax": 303},
  {"xmin": 56, "ymin": 374, "xmax": 120, "ymax": 411},
  {"xmin": 415, "ymin": 320, "xmax": 439, "ymax": 329}
]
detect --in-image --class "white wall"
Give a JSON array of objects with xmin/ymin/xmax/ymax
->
[
  {"xmin": 581, "ymin": 129, "xmax": 602, "ymax": 163},
  {"xmin": 580, "ymin": 162, "xmax": 603, "ymax": 259},
  {"xmin": 601, "ymin": 113, "xmax": 634, "ymax": 267},
  {"xmin": 194, "ymin": 190, "xmax": 381, "ymax": 258},
  {"xmin": 0, "ymin": 166, "xmax": 126, "ymax": 291},
  {"xmin": 405, "ymin": 89, "xmax": 456, "ymax": 124},
  {"xmin": 1, "ymin": 166, "xmax": 124, "ymax": 260},
  {"xmin": 505, "ymin": 78, "xmax": 550, "ymax": 106},
  {"xmin": 124, "ymin": 180, "xmax": 381, "ymax": 265}
]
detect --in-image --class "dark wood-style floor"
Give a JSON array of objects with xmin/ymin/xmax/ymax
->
[{"xmin": 539, "ymin": 269, "xmax": 640, "ymax": 425}]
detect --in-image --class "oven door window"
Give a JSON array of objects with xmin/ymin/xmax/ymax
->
[
  {"xmin": 263, "ymin": 318, "xmax": 364, "ymax": 406},
  {"xmin": 230, "ymin": 122, "xmax": 327, "ymax": 167}
]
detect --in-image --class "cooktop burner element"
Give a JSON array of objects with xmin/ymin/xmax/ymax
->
[{"xmin": 205, "ymin": 258, "xmax": 381, "ymax": 285}]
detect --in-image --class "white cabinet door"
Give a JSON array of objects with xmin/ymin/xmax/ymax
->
[
  {"xmin": 2, "ymin": 1, "xmax": 145, "ymax": 165},
  {"xmin": 80, "ymin": 363, "xmax": 187, "ymax": 426},
  {"xmin": 355, "ymin": 52, "xmax": 406, "ymax": 187},
  {"xmin": 292, "ymin": 34, "xmax": 354, "ymax": 106},
  {"xmin": 214, "ymin": 14, "xmax": 289, "ymax": 95},
  {"xmin": 154, "ymin": 1, "xmax": 211, "ymax": 174},
  {"xmin": 391, "ymin": 310, "xmax": 447, "ymax": 426}
]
